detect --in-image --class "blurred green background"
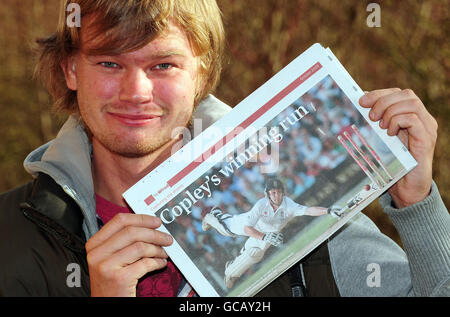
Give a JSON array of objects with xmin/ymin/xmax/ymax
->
[{"xmin": 0, "ymin": 0, "xmax": 449, "ymax": 246}]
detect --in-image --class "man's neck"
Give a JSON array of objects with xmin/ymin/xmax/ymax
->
[{"xmin": 92, "ymin": 138, "xmax": 181, "ymax": 207}]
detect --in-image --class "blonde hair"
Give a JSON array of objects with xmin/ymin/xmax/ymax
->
[{"xmin": 35, "ymin": 0, "xmax": 225, "ymax": 113}]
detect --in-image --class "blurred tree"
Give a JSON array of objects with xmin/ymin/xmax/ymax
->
[{"xmin": 0, "ymin": 0, "xmax": 64, "ymax": 191}]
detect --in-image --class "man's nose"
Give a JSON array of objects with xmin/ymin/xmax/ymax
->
[{"xmin": 119, "ymin": 69, "xmax": 153, "ymax": 105}]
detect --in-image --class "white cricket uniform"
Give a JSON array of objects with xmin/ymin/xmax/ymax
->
[
  {"xmin": 226, "ymin": 196, "xmax": 308, "ymax": 236},
  {"xmin": 223, "ymin": 196, "xmax": 308, "ymax": 282}
]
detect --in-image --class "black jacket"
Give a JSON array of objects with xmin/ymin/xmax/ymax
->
[
  {"xmin": 0, "ymin": 173, "xmax": 339, "ymax": 297},
  {"xmin": 0, "ymin": 173, "xmax": 90, "ymax": 296}
]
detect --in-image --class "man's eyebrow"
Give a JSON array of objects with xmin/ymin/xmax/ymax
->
[
  {"xmin": 148, "ymin": 50, "xmax": 188, "ymax": 58},
  {"xmin": 83, "ymin": 49, "xmax": 188, "ymax": 60}
]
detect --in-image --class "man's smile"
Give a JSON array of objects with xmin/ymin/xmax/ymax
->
[{"xmin": 106, "ymin": 112, "xmax": 163, "ymax": 127}]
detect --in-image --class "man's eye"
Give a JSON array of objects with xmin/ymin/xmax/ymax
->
[
  {"xmin": 154, "ymin": 63, "xmax": 172, "ymax": 70},
  {"xmin": 99, "ymin": 62, "xmax": 119, "ymax": 68}
]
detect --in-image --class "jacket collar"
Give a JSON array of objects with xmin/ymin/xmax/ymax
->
[
  {"xmin": 21, "ymin": 173, "xmax": 87, "ymax": 251},
  {"xmin": 23, "ymin": 95, "xmax": 231, "ymax": 240},
  {"xmin": 24, "ymin": 115, "xmax": 97, "ymax": 240}
]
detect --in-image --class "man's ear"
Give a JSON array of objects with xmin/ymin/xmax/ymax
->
[{"xmin": 61, "ymin": 56, "xmax": 78, "ymax": 91}]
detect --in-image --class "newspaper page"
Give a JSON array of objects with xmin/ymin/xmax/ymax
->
[{"xmin": 123, "ymin": 43, "xmax": 417, "ymax": 297}]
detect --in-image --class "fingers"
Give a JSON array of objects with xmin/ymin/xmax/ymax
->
[
  {"xmin": 95, "ymin": 241, "xmax": 168, "ymax": 273},
  {"xmin": 91, "ymin": 225, "xmax": 173, "ymax": 258},
  {"xmin": 120, "ymin": 242, "xmax": 168, "ymax": 265},
  {"xmin": 385, "ymin": 112, "xmax": 425, "ymax": 138},
  {"xmin": 86, "ymin": 213, "xmax": 174, "ymax": 296},
  {"xmin": 90, "ymin": 254, "xmax": 168, "ymax": 296},
  {"xmin": 360, "ymin": 88, "xmax": 437, "ymax": 208},
  {"xmin": 367, "ymin": 90, "xmax": 419, "ymax": 122},
  {"xmin": 86, "ymin": 213, "xmax": 162, "ymax": 252},
  {"xmin": 124, "ymin": 257, "xmax": 169, "ymax": 282},
  {"xmin": 359, "ymin": 88, "xmax": 402, "ymax": 109},
  {"xmin": 384, "ymin": 112, "xmax": 436, "ymax": 157},
  {"xmin": 359, "ymin": 88, "xmax": 438, "ymax": 143}
]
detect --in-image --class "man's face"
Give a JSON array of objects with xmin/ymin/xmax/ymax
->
[
  {"xmin": 65, "ymin": 22, "xmax": 200, "ymax": 157},
  {"xmin": 268, "ymin": 189, "xmax": 283, "ymax": 207}
]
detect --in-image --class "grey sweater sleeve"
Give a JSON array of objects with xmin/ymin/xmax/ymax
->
[
  {"xmin": 328, "ymin": 181, "xmax": 450, "ymax": 297},
  {"xmin": 379, "ymin": 181, "xmax": 450, "ymax": 296}
]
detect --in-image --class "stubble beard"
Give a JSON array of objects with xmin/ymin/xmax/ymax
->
[
  {"xmin": 104, "ymin": 132, "xmax": 174, "ymax": 158},
  {"xmin": 82, "ymin": 111, "xmax": 194, "ymax": 159}
]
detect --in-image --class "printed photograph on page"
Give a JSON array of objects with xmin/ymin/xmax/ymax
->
[{"xmin": 153, "ymin": 74, "xmax": 406, "ymax": 296}]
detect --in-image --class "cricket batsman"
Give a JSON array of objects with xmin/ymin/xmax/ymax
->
[{"xmin": 202, "ymin": 177, "xmax": 344, "ymax": 288}]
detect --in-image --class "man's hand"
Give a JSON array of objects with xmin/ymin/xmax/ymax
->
[
  {"xmin": 85, "ymin": 213, "xmax": 173, "ymax": 297},
  {"xmin": 360, "ymin": 88, "xmax": 438, "ymax": 208}
]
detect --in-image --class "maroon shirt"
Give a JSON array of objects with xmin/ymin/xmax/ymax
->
[{"xmin": 95, "ymin": 194, "xmax": 182, "ymax": 297}]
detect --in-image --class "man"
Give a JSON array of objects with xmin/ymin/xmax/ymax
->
[
  {"xmin": 0, "ymin": 0, "xmax": 448, "ymax": 297},
  {"xmin": 0, "ymin": 0, "xmax": 228, "ymax": 297},
  {"xmin": 202, "ymin": 177, "xmax": 344, "ymax": 288}
]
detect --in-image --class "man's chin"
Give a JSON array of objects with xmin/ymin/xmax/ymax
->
[
  {"xmin": 112, "ymin": 150, "xmax": 153, "ymax": 159},
  {"xmin": 109, "ymin": 141, "xmax": 172, "ymax": 158},
  {"xmin": 92, "ymin": 133, "xmax": 171, "ymax": 158}
]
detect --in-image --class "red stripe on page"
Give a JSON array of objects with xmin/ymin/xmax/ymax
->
[
  {"xmin": 163, "ymin": 62, "xmax": 322, "ymax": 190},
  {"xmin": 144, "ymin": 195, "xmax": 155, "ymax": 205},
  {"xmin": 187, "ymin": 289, "xmax": 196, "ymax": 297}
]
